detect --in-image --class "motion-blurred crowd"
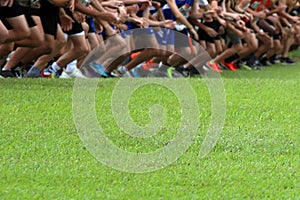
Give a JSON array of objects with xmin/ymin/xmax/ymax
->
[{"xmin": 0, "ymin": 0, "xmax": 299, "ymax": 78}]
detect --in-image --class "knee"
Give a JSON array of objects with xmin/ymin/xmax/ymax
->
[
  {"xmin": 15, "ymin": 29, "xmax": 30, "ymax": 41},
  {"xmin": 251, "ymin": 41, "xmax": 259, "ymax": 51},
  {"xmin": 78, "ymin": 45, "xmax": 90, "ymax": 55},
  {"xmin": 32, "ymin": 33, "xmax": 44, "ymax": 47},
  {"xmin": 274, "ymin": 42, "xmax": 283, "ymax": 53},
  {"xmin": 234, "ymin": 44, "xmax": 243, "ymax": 52},
  {"xmin": 56, "ymin": 38, "xmax": 67, "ymax": 50},
  {"xmin": 208, "ymin": 47, "xmax": 216, "ymax": 58},
  {"xmin": 0, "ymin": 33, "xmax": 8, "ymax": 43},
  {"xmin": 216, "ymin": 47, "xmax": 223, "ymax": 55},
  {"xmin": 42, "ymin": 41, "xmax": 55, "ymax": 54}
]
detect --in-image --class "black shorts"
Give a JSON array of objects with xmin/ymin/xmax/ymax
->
[
  {"xmin": 0, "ymin": 1, "xmax": 24, "ymax": 30},
  {"xmin": 30, "ymin": 8, "xmax": 40, "ymax": 16},
  {"xmin": 273, "ymin": 33, "xmax": 281, "ymax": 40},
  {"xmin": 0, "ymin": 1, "xmax": 23, "ymax": 18},
  {"xmin": 197, "ymin": 27, "xmax": 209, "ymax": 41},
  {"xmin": 258, "ymin": 19, "xmax": 276, "ymax": 36},
  {"xmin": 197, "ymin": 20, "xmax": 221, "ymax": 43},
  {"xmin": 64, "ymin": 22, "xmax": 84, "ymax": 35},
  {"xmin": 39, "ymin": 0, "xmax": 60, "ymax": 37},
  {"xmin": 63, "ymin": 8, "xmax": 84, "ymax": 35},
  {"xmin": 20, "ymin": 6, "xmax": 36, "ymax": 28}
]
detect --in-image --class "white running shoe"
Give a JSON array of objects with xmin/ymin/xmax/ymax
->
[
  {"xmin": 59, "ymin": 71, "xmax": 71, "ymax": 78},
  {"xmin": 60, "ymin": 68, "xmax": 86, "ymax": 78}
]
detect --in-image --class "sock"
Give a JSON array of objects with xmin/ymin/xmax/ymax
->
[{"xmin": 51, "ymin": 62, "xmax": 61, "ymax": 72}]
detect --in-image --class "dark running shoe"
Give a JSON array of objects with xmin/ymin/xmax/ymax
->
[
  {"xmin": 280, "ymin": 57, "xmax": 296, "ymax": 65},
  {"xmin": 260, "ymin": 57, "xmax": 270, "ymax": 66},
  {"xmin": 0, "ymin": 69, "xmax": 16, "ymax": 78},
  {"xmin": 268, "ymin": 55, "xmax": 279, "ymax": 65},
  {"xmin": 25, "ymin": 66, "xmax": 42, "ymax": 78},
  {"xmin": 12, "ymin": 66, "xmax": 28, "ymax": 78}
]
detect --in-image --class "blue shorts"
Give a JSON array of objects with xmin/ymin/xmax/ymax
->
[
  {"xmin": 162, "ymin": 8, "xmax": 190, "ymax": 47},
  {"xmin": 154, "ymin": 28, "xmax": 173, "ymax": 45}
]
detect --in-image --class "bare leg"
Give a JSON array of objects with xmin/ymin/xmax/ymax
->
[
  {"xmin": 0, "ymin": 21, "xmax": 9, "ymax": 44},
  {"xmin": 33, "ymin": 25, "xmax": 66, "ymax": 69},
  {"xmin": 5, "ymin": 15, "xmax": 30, "ymax": 42},
  {"xmin": 3, "ymin": 16, "xmax": 45, "ymax": 70}
]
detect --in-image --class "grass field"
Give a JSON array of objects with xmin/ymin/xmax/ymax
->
[{"xmin": 0, "ymin": 54, "xmax": 299, "ymax": 199}]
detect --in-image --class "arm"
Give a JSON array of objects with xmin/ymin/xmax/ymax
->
[
  {"xmin": 122, "ymin": 0, "xmax": 150, "ymax": 5},
  {"xmin": 90, "ymin": 0, "xmax": 106, "ymax": 12},
  {"xmin": 166, "ymin": 0, "xmax": 198, "ymax": 39},
  {"xmin": 59, "ymin": 7, "xmax": 74, "ymax": 31},
  {"xmin": 235, "ymin": 0, "xmax": 250, "ymax": 13},
  {"xmin": 75, "ymin": 0, "xmax": 119, "ymax": 22},
  {"xmin": 145, "ymin": 18, "xmax": 175, "ymax": 28},
  {"xmin": 190, "ymin": 0, "xmax": 206, "ymax": 19},
  {"xmin": 189, "ymin": 17, "xmax": 219, "ymax": 37}
]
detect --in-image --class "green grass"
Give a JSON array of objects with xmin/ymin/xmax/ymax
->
[{"xmin": 0, "ymin": 58, "xmax": 300, "ymax": 199}]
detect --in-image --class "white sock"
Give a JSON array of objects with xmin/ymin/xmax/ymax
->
[{"xmin": 51, "ymin": 62, "xmax": 61, "ymax": 72}]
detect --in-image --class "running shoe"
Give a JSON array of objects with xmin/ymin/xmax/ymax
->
[
  {"xmin": 238, "ymin": 62, "xmax": 252, "ymax": 70},
  {"xmin": 13, "ymin": 66, "xmax": 27, "ymax": 78},
  {"xmin": 0, "ymin": 69, "xmax": 16, "ymax": 78},
  {"xmin": 280, "ymin": 57, "xmax": 296, "ymax": 65},
  {"xmin": 90, "ymin": 63, "xmax": 109, "ymax": 77},
  {"xmin": 59, "ymin": 71, "xmax": 71, "ymax": 78},
  {"xmin": 25, "ymin": 66, "xmax": 42, "ymax": 78},
  {"xmin": 259, "ymin": 57, "xmax": 270, "ymax": 66},
  {"xmin": 41, "ymin": 66, "xmax": 57, "ymax": 78},
  {"xmin": 115, "ymin": 66, "xmax": 134, "ymax": 77},
  {"xmin": 60, "ymin": 68, "xmax": 86, "ymax": 78},
  {"xmin": 205, "ymin": 61, "xmax": 223, "ymax": 72},
  {"xmin": 221, "ymin": 61, "xmax": 238, "ymax": 71}
]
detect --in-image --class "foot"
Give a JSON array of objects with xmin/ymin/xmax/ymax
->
[
  {"xmin": 90, "ymin": 63, "xmax": 109, "ymax": 77},
  {"xmin": 280, "ymin": 57, "xmax": 296, "ymax": 65},
  {"xmin": 24, "ymin": 66, "xmax": 42, "ymax": 78},
  {"xmin": 60, "ymin": 68, "xmax": 86, "ymax": 78},
  {"xmin": 0, "ymin": 69, "xmax": 16, "ymax": 78},
  {"xmin": 41, "ymin": 66, "xmax": 58, "ymax": 78},
  {"xmin": 205, "ymin": 61, "xmax": 223, "ymax": 72},
  {"xmin": 259, "ymin": 57, "xmax": 270, "ymax": 66},
  {"xmin": 221, "ymin": 61, "xmax": 238, "ymax": 71}
]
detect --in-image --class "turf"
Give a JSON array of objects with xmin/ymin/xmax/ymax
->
[{"xmin": 0, "ymin": 58, "xmax": 299, "ymax": 199}]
